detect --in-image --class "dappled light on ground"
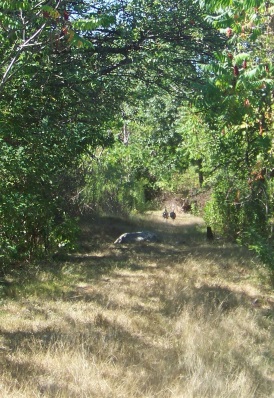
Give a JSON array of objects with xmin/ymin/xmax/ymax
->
[{"xmin": 0, "ymin": 211, "xmax": 274, "ymax": 397}]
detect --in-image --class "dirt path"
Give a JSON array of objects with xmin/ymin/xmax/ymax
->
[{"xmin": 78, "ymin": 210, "xmax": 206, "ymax": 253}]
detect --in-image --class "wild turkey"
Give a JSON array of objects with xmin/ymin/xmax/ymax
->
[
  {"xmin": 170, "ymin": 210, "xmax": 176, "ymax": 220},
  {"xmin": 182, "ymin": 199, "xmax": 191, "ymax": 213},
  {"xmin": 162, "ymin": 208, "xmax": 169, "ymax": 220},
  {"xmin": 206, "ymin": 226, "xmax": 214, "ymax": 241}
]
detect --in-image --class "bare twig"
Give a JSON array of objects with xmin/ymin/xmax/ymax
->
[{"xmin": 0, "ymin": 22, "xmax": 47, "ymax": 90}]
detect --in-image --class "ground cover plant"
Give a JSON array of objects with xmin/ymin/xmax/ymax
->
[{"xmin": 0, "ymin": 211, "xmax": 273, "ymax": 397}]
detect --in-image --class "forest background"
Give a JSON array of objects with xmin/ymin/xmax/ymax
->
[{"xmin": 0, "ymin": 0, "xmax": 274, "ymax": 270}]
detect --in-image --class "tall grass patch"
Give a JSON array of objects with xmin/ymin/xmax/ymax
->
[{"xmin": 0, "ymin": 212, "xmax": 273, "ymax": 397}]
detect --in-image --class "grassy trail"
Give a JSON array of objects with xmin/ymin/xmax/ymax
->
[{"xmin": 0, "ymin": 211, "xmax": 274, "ymax": 397}]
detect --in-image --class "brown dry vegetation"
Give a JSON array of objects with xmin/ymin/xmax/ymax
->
[{"xmin": 0, "ymin": 211, "xmax": 274, "ymax": 397}]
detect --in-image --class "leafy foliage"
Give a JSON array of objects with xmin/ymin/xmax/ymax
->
[
  {"xmin": 1, "ymin": 0, "xmax": 273, "ymax": 268},
  {"xmin": 0, "ymin": 0, "xmax": 221, "ymax": 264},
  {"xmin": 191, "ymin": 0, "xmax": 274, "ymax": 265}
]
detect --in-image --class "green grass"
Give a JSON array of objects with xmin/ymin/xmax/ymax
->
[{"xmin": 0, "ymin": 211, "xmax": 273, "ymax": 397}]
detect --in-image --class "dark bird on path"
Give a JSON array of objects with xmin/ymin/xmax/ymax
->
[
  {"xmin": 162, "ymin": 208, "xmax": 169, "ymax": 220},
  {"xmin": 206, "ymin": 226, "xmax": 214, "ymax": 241},
  {"xmin": 170, "ymin": 210, "xmax": 176, "ymax": 220}
]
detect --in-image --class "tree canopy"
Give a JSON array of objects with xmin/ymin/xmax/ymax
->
[{"xmin": 0, "ymin": 0, "xmax": 273, "ymax": 266}]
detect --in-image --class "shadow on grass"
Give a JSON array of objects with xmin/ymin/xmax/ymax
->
[
  {"xmin": 1, "ymin": 288, "xmax": 273, "ymax": 397},
  {"xmin": 78, "ymin": 213, "xmax": 206, "ymax": 247},
  {"xmin": 0, "ymin": 214, "xmax": 201, "ymax": 296},
  {"xmin": 0, "ymin": 214, "xmax": 273, "ymax": 397},
  {"xmin": 0, "ymin": 213, "xmax": 270, "ymax": 300},
  {"xmin": 0, "ymin": 317, "xmax": 181, "ymax": 396}
]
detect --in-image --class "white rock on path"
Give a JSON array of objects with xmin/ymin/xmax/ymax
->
[{"xmin": 114, "ymin": 231, "xmax": 158, "ymax": 244}]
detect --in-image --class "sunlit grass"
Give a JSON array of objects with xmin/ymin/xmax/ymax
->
[{"xmin": 0, "ymin": 211, "xmax": 273, "ymax": 397}]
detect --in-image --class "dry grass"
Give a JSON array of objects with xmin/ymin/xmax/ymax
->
[{"xmin": 0, "ymin": 211, "xmax": 274, "ymax": 397}]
